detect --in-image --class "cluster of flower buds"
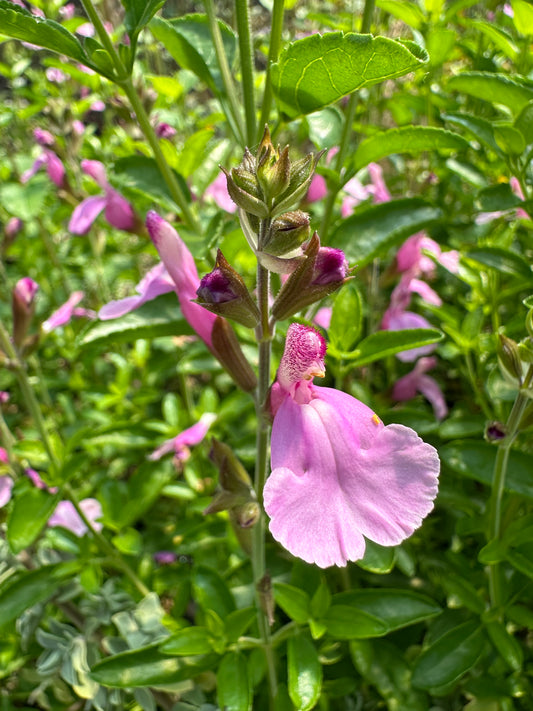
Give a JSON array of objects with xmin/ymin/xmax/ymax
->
[{"xmin": 497, "ymin": 332, "xmax": 533, "ymax": 389}]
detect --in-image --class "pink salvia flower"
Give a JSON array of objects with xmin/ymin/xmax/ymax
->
[
  {"xmin": 25, "ymin": 468, "xmax": 59, "ymax": 494},
  {"xmin": 69, "ymin": 160, "xmax": 135, "ymax": 234},
  {"xmin": 396, "ymin": 234, "xmax": 459, "ymax": 277},
  {"xmin": 14, "ymin": 277, "xmax": 39, "ymax": 310},
  {"xmin": 99, "ymin": 263, "xmax": 175, "ymax": 320},
  {"xmin": 42, "ymin": 291, "xmax": 95, "ymax": 332},
  {"xmin": 149, "ymin": 412, "xmax": 217, "ymax": 462},
  {"xmin": 205, "ymin": 172, "xmax": 238, "ymax": 214},
  {"xmin": 0, "ymin": 447, "xmax": 9, "ymax": 464},
  {"xmin": 146, "ymin": 211, "xmax": 217, "ymax": 348},
  {"xmin": 307, "ymin": 173, "xmax": 328, "ymax": 203},
  {"xmin": 264, "ymin": 324, "xmax": 439, "ymax": 568},
  {"xmin": 0, "ymin": 476, "xmax": 13, "ymax": 508},
  {"xmin": 47, "ymin": 498, "xmax": 103, "ymax": 537},
  {"xmin": 393, "ymin": 357, "xmax": 448, "ymax": 420},
  {"xmin": 21, "ymin": 150, "xmax": 65, "ymax": 188}
]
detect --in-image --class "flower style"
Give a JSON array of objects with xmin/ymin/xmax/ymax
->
[
  {"xmin": 149, "ymin": 412, "xmax": 217, "ymax": 462},
  {"xmin": 264, "ymin": 324, "xmax": 439, "ymax": 568},
  {"xmin": 69, "ymin": 160, "xmax": 136, "ymax": 234},
  {"xmin": 393, "ymin": 356, "xmax": 448, "ymax": 420}
]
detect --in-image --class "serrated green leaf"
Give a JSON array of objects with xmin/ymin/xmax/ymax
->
[
  {"xmin": 150, "ymin": 14, "xmax": 236, "ymax": 95},
  {"xmin": 334, "ymin": 590, "xmax": 441, "ymax": 633},
  {"xmin": 7, "ymin": 488, "xmax": 61, "ymax": 553},
  {"xmin": 494, "ymin": 124, "xmax": 526, "ymax": 155},
  {"xmin": 160, "ymin": 627, "xmax": 213, "ymax": 656},
  {"xmin": 0, "ymin": 563, "xmax": 78, "ymax": 628},
  {"xmin": 441, "ymin": 441, "xmax": 533, "ymax": 499},
  {"xmin": 288, "ymin": 635, "xmax": 322, "ymax": 711},
  {"xmin": 347, "ymin": 329, "xmax": 443, "ymax": 367},
  {"xmin": 273, "ymin": 582, "xmax": 310, "ymax": 624},
  {"xmin": 330, "ymin": 198, "xmax": 443, "ymax": 268},
  {"xmin": 354, "ymin": 127, "xmax": 468, "ymax": 171},
  {"xmin": 217, "ymin": 652, "xmax": 251, "ymax": 711},
  {"xmin": 470, "ymin": 20, "xmax": 519, "ymax": 60},
  {"xmin": 79, "ymin": 293, "xmax": 192, "ymax": 349},
  {"xmin": 376, "ymin": 0, "xmax": 426, "ymax": 29},
  {"xmin": 323, "ymin": 605, "xmax": 388, "ymax": 639},
  {"xmin": 0, "ymin": 2, "xmax": 89, "ymax": 65},
  {"xmin": 412, "ymin": 619, "xmax": 485, "ymax": 689},
  {"xmin": 121, "ymin": 0, "xmax": 165, "ymax": 38},
  {"xmin": 448, "ymin": 72, "xmax": 533, "ymax": 115},
  {"xmin": 272, "ymin": 32, "xmax": 428, "ymax": 118},
  {"xmin": 443, "ymin": 111, "xmax": 503, "ymax": 155}
]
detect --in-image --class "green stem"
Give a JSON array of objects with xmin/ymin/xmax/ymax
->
[
  {"xmin": 235, "ymin": 0, "xmax": 257, "ymax": 146},
  {"xmin": 203, "ymin": 0, "xmax": 246, "ymax": 146},
  {"xmin": 319, "ymin": 0, "xmax": 375, "ymax": 240},
  {"xmin": 488, "ymin": 365, "xmax": 533, "ymax": 609},
  {"xmin": 464, "ymin": 350, "xmax": 493, "ymax": 420},
  {"xmin": 251, "ymin": 255, "xmax": 277, "ymax": 704},
  {"xmin": 81, "ymin": 0, "xmax": 200, "ymax": 232},
  {"xmin": 258, "ymin": 0, "xmax": 285, "ymax": 139}
]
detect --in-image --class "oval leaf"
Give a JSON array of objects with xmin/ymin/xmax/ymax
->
[
  {"xmin": 331, "ymin": 198, "xmax": 443, "ymax": 268},
  {"xmin": 7, "ymin": 488, "xmax": 61, "ymax": 553},
  {"xmin": 193, "ymin": 566, "xmax": 236, "ymax": 619},
  {"xmin": 447, "ymin": 72, "xmax": 533, "ymax": 115},
  {"xmin": 324, "ymin": 605, "xmax": 388, "ymax": 639},
  {"xmin": 160, "ymin": 627, "xmax": 213, "ymax": 656},
  {"xmin": 288, "ymin": 635, "xmax": 322, "ymax": 711},
  {"xmin": 354, "ymin": 127, "xmax": 468, "ymax": 171},
  {"xmin": 412, "ymin": 620, "xmax": 485, "ymax": 689},
  {"xmin": 334, "ymin": 590, "xmax": 441, "ymax": 633},
  {"xmin": 465, "ymin": 247, "xmax": 533, "ymax": 281},
  {"xmin": 272, "ymin": 32, "xmax": 428, "ymax": 118},
  {"xmin": 273, "ymin": 582, "xmax": 310, "ymax": 625},
  {"xmin": 348, "ymin": 329, "xmax": 443, "ymax": 367},
  {"xmin": 217, "ymin": 652, "xmax": 251, "ymax": 711}
]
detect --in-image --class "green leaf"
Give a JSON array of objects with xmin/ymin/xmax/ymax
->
[
  {"xmin": 217, "ymin": 652, "xmax": 251, "ymax": 711},
  {"xmin": 150, "ymin": 14, "xmax": 237, "ymax": 95},
  {"xmin": 350, "ymin": 639, "xmax": 429, "ymax": 711},
  {"xmin": 477, "ymin": 183, "xmax": 522, "ymax": 212},
  {"xmin": 376, "ymin": 0, "xmax": 426, "ymax": 29},
  {"xmin": 113, "ymin": 155, "xmax": 189, "ymax": 213},
  {"xmin": 193, "ymin": 566, "xmax": 235, "ymax": 619},
  {"xmin": 90, "ymin": 644, "xmax": 216, "ymax": 687},
  {"xmin": 0, "ymin": 2, "xmax": 89, "ymax": 65},
  {"xmin": 307, "ymin": 107, "xmax": 344, "ymax": 149},
  {"xmin": 443, "ymin": 111, "xmax": 503, "ymax": 156},
  {"xmin": 160, "ymin": 627, "xmax": 214, "ymax": 656},
  {"xmin": 484, "ymin": 619, "xmax": 523, "ymax": 670},
  {"xmin": 346, "ymin": 329, "xmax": 443, "ymax": 367},
  {"xmin": 465, "ymin": 247, "xmax": 533, "ymax": 281},
  {"xmin": 470, "ymin": 20, "xmax": 519, "ymax": 60},
  {"xmin": 288, "ymin": 635, "xmax": 322, "ymax": 711},
  {"xmin": 323, "ymin": 605, "xmax": 388, "ymax": 639},
  {"xmin": 121, "ymin": 0, "xmax": 165, "ymax": 39},
  {"xmin": 273, "ymin": 582, "xmax": 310, "ymax": 624},
  {"xmin": 79, "ymin": 293, "xmax": 192, "ymax": 349},
  {"xmin": 426, "ymin": 27, "xmax": 456, "ymax": 67},
  {"xmin": 494, "ymin": 123, "xmax": 527, "ymax": 155},
  {"xmin": 354, "ymin": 127, "xmax": 468, "ymax": 171},
  {"xmin": 447, "ymin": 72, "xmax": 533, "ymax": 115},
  {"xmin": 334, "ymin": 590, "xmax": 442, "ymax": 633},
  {"xmin": 224, "ymin": 607, "xmax": 256, "ymax": 644},
  {"xmin": 7, "ymin": 488, "xmax": 61, "ymax": 553},
  {"xmin": 356, "ymin": 540, "xmax": 396, "ymax": 574},
  {"xmin": 0, "ymin": 178, "xmax": 51, "ymax": 220},
  {"xmin": 512, "ymin": 0, "xmax": 533, "ymax": 35},
  {"xmin": 440, "ymin": 441, "xmax": 533, "ymax": 499},
  {"xmin": 411, "ymin": 619, "xmax": 485, "ymax": 689},
  {"xmin": 515, "ymin": 100, "xmax": 533, "ymax": 143},
  {"xmin": 272, "ymin": 32, "xmax": 428, "ymax": 118},
  {"xmin": 0, "ymin": 562, "xmax": 78, "ymax": 628},
  {"xmin": 330, "ymin": 198, "xmax": 443, "ymax": 268},
  {"xmin": 329, "ymin": 282, "xmax": 363, "ymax": 354}
]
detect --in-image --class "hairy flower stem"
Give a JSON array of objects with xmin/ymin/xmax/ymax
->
[
  {"xmin": 0, "ymin": 320, "xmax": 150, "ymax": 598},
  {"xmin": 203, "ymin": 0, "xmax": 246, "ymax": 146},
  {"xmin": 81, "ymin": 0, "xmax": 200, "ymax": 232},
  {"xmin": 319, "ymin": 0, "xmax": 375, "ymax": 240},
  {"xmin": 234, "ymin": 0, "xmax": 257, "ymax": 146},
  {"xmin": 251, "ymin": 230, "xmax": 278, "ymax": 703},
  {"xmin": 488, "ymin": 364, "xmax": 533, "ymax": 611}
]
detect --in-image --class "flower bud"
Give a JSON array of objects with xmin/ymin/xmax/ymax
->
[
  {"xmin": 257, "ymin": 131, "xmax": 291, "ymax": 204},
  {"xmin": 485, "ymin": 421, "xmax": 507, "ymax": 443},
  {"xmin": 196, "ymin": 250, "xmax": 260, "ymax": 328},
  {"xmin": 518, "ymin": 337, "xmax": 533, "ymax": 363},
  {"xmin": 211, "ymin": 317, "xmax": 257, "ymax": 392},
  {"xmin": 12, "ymin": 277, "xmax": 39, "ymax": 348},
  {"xmin": 271, "ymin": 233, "xmax": 351, "ymax": 321},
  {"xmin": 264, "ymin": 210, "xmax": 311, "ymax": 256},
  {"xmin": 272, "ymin": 151, "xmax": 325, "ymax": 217},
  {"xmin": 222, "ymin": 166, "xmax": 268, "ymax": 218},
  {"xmin": 498, "ymin": 334, "xmax": 523, "ymax": 384}
]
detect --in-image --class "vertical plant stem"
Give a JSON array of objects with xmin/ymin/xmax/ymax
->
[
  {"xmin": 319, "ymin": 0, "xmax": 375, "ymax": 240},
  {"xmin": 258, "ymin": 0, "xmax": 285, "ymax": 138},
  {"xmin": 235, "ymin": 0, "xmax": 257, "ymax": 146},
  {"xmin": 81, "ymin": 0, "xmax": 200, "ymax": 232},
  {"xmin": 488, "ymin": 365, "xmax": 533, "ymax": 610},
  {"xmin": 203, "ymin": 0, "xmax": 246, "ymax": 146}
]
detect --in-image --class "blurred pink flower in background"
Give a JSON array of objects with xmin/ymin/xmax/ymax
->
[
  {"xmin": 99, "ymin": 263, "xmax": 175, "ymax": 320},
  {"xmin": 0, "ymin": 476, "xmax": 13, "ymax": 508},
  {"xmin": 205, "ymin": 172, "xmax": 237, "ymax": 213},
  {"xmin": 48, "ymin": 498, "xmax": 103, "ymax": 537},
  {"xmin": 69, "ymin": 160, "xmax": 136, "ymax": 234},
  {"xmin": 21, "ymin": 129, "xmax": 65, "ymax": 188},
  {"xmin": 264, "ymin": 324, "xmax": 439, "ymax": 568},
  {"xmin": 42, "ymin": 291, "xmax": 96, "ymax": 333},
  {"xmin": 393, "ymin": 356, "xmax": 448, "ymax": 420},
  {"xmin": 149, "ymin": 412, "xmax": 217, "ymax": 462}
]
